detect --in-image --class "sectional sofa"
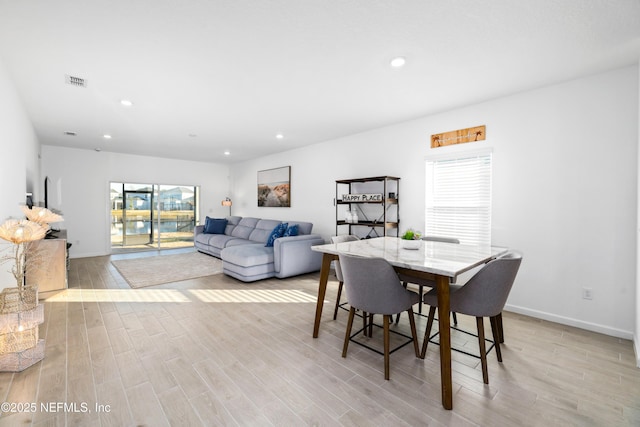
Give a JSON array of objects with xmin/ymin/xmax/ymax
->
[{"xmin": 194, "ymin": 216, "xmax": 325, "ymax": 282}]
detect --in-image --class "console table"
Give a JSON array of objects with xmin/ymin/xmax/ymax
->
[{"xmin": 26, "ymin": 230, "xmax": 68, "ymax": 298}]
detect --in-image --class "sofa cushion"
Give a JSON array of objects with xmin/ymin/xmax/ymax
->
[
  {"xmin": 202, "ymin": 234, "xmax": 241, "ymax": 249},
  {"xmin": 204, "ymin": 217, "xmax": 227, "ymax": 234},
  {"xmin": 194, "ymin": 232, "xmax": 212, "ymax": 245},
  {"xmin": 265, "ymin": 222, "xmax": 288, "ymax": 247},
  {"xmin": 286, "ymin": 221, "xmax": 313, "ymax": 235},
  {"xmin": 231, "ymin": 217, "xmax": 259, "ymax": 239},
  {"xmin": 249, "ymin": 219, "xmax": 282, "ymax": 243},
  {"xmin": 225, "ymin": 238, "xmax": 254, "ymax": 247},
  {"xmin": 225, "ymin": 216, "xmax": 242, "ymax": 235},
  {"xmin": 221, "ymin": 244, "xmax": 274, "ymax": 267}
]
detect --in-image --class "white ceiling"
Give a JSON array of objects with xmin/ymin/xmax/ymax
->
[{"xmin": 0, "ymin": 0, "xmax": 639, "ymax": 164}]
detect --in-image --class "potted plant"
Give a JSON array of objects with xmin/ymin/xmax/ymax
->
[{"xmin": 400, "ymin": 228, "xmax": 422, "ymax": 249}]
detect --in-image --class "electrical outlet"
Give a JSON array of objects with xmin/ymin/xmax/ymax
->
[{"xmin": 582, "ymin": 288, "xmax": 593, "ymax": 300}]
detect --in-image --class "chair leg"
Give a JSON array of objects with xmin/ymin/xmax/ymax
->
[
  {"xmin": 395, "ymin": 282, "xmax": 409, "ymax": 324},
  {"xmin": 418, "ymin": 285, "xmax": 424, "ymax": 314},
  {"xmin": 452, "ymin": 312, "xmax": 458, "ymax": 325},
  {"xmin": 361, "ymin": 312, "xmax": 375, "ymax": 337},
  {"xmin": 420, "ymin": 306, "xmax": 437, "ymax": 358},
  {"xmin": 407, "ymin": 308, "xmax": 420, "ymax": 357},
  {"xmin": 490, "ymin": 316, "xmax": 503, "ymax": 362},
  {"xmin": 342, "ymin": 307, "xmax": 356, "ymax": 357},
  {"xmin": 362, "ymin": 311, "xmax": 368, "ymax": 337},
  {"xmin": 383, "ymin": 314, "xmax": 391, "ymax": 380},
  {"xmin": 333, "ymin": 281, "xmax": 343, "ymax": 320},
  {"xmin": 476, "ymin": 317, "xmax": 489, "ymax": 384},
  {"xmin": 368, "ymin": 313, "xmax": 374, "ymax": 337},
  {"xmin": 496, "ymin": 312, "xmax": 504, "ymax": 343}
]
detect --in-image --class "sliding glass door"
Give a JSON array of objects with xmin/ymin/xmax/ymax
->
[
  {"xmin": 111, "ymin": 182, "xmax": 199, "ymax": 251},
  {"xmin": 154, "ymin": 185, "xmax": 197, "ymax": 248}
]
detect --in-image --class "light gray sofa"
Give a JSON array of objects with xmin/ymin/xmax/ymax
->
[{"xmin": 194, "ymin": 216, "xmax": 325, "ymax": 282}]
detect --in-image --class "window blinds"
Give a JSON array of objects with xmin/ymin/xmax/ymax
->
[{"xmin": 425, "ymin": 151, "xmax": 492, "ymax": 246}]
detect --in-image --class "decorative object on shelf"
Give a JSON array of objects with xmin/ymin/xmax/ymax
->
[
  {"xmin": 0, "ymin": 206, "xmax": 63, "ymax": 372},
  {"xmin": 401, "ymin": 228, "xmax": 422, "ymax": 250},
  {"xmin": 341, "ymin": 193, "xmax": 383, "ymax": 202},
  {"xmin": 221, "ymin": 197, "xmax": 232, "ymax": 215},
  {"xmin": 344, "ymin": 210, "xmax": 360, "ymax": 224},
  {"xmin": 258, "ymin": 166, "xmax": 291, "ymax": 207}
]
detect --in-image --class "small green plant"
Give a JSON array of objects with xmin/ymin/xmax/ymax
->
[{"xmin": 401, "ymin": 228, "xmax": 422, "ymax": 240}]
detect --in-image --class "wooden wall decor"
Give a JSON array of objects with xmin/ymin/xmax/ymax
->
[{"xmin": 431, "ymin": 125, "xmax": 486, "ymax": 148}]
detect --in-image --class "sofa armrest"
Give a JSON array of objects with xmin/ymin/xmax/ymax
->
[
  {"xmin": 194, "ymin": 224, "xmax": 205, "ymax": 238},
  {"xmin": 273, "ymin": 234, "xmax": 326, "ymax": 278}
]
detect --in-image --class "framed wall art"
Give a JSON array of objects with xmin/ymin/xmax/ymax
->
[{"xmin": 257, "ymin": 166, "xmax": 290, "ymax": 207}]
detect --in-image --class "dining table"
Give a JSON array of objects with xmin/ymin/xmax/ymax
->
[{"xmin": 310, "ymin": 236, "xmax": 508, "ymax": 410}]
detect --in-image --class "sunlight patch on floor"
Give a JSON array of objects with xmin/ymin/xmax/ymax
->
[
  {"xmin": 189, "ymin": 288, "xmax": 317, "ymax": 303},
  {"xmin": 46, "ymin": 288, "xmax": 191, "ymax": 303},
  {"xmin": 44, "ymin": 288, "xmax": 319, "ymax": 304}
]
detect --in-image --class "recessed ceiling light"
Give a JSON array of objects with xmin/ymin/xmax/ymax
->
[
  {"xmin": 120, "ymin": 99, "xmax": 133, "ymax": 107},
  {"xmin": 390, "ymin": 56, "xmax": 406, "ymax": 68},
  {"xmin": 95, "ymin": 148, "xmax": 101, "ymax": 152},
  {"xmin": 224, "ymin": 151, "xmax": 230, "ymax": 156},
  {"xmin": 276, "ymin": 133, "xmax": 284, "ymax": 140},
  {"xmin": 103, "ymin": 134, "xmax": 112, "ymax": 139}
]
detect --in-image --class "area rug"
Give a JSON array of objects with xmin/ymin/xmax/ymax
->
[{"xmin": 111, "ymin": 252, "xmax": 223, "ymax": 288}]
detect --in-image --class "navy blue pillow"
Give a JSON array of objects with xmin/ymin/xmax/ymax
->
[
  {"xmin": 265, "ymin": 222, "xmax": 288, "ymax": 247},
  {"xmin": 204, "ymin": 217, "xmax": 227, "ymax": 234},
  {"xmin": 283, "ymin": 224, "xmax": 299, "ymax": 237}
]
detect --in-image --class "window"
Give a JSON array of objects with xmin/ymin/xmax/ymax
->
[{"xmin": 425, "ymin": 150, "xmax": 492, "ymax": 246}]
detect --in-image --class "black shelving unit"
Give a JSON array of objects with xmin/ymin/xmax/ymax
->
[{"xmin": 335, "ymin": 176, "xmax": 400, "ymax": 238}]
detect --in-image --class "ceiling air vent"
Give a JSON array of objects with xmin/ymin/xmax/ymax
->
[{"xmin": 65, "ymin": 74, "xmax": 87, "ymax": 88}]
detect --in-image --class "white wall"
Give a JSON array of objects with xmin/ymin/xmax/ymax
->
[
  {"xmin": 41, "ymin": 146, "xmax": 230, "ymax": 258},
  {"xmin": 0, "ymin": 57, "xmax": 40, "ymax": 290},
  {"xmin": 231, "ymin": 65, "xmax": 639, "ymax": 339}
]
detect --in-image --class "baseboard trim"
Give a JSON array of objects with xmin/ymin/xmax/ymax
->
[
  {"xmin": 69, "ymin": 251, "xmax": 108, "ymax": 259},
  {"xmin": 504, "ymin": 303, "xmax": 634, "ymax": 340}
]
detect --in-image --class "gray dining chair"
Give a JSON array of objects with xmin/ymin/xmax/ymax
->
[
  {"xmin": 396, "ymin": 236, "xmax": 460, "ymax": 323},
  {"xmin": 338, "ymin": 253, "xmax": 421, "ymax": 380},
  {"xmin": 330, "ymin": 235, "xmax": 360, "ymax": 320},
  {"xmin": 421, "ymin": 251, "xmax": 522, "ymax": 384}
]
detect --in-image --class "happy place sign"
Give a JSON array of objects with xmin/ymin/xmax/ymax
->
[{"xmin": 342, "ymin": 193, "xmax": 383, "ymax": 202}]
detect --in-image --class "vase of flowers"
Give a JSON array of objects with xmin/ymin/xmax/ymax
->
[
  {"xmin": 0, "ymin": 206, "xmax": 63, "ymax": 372},
  {"xmin": 400, "ymin": 228, "xmax": 422, "ymax": 250}
]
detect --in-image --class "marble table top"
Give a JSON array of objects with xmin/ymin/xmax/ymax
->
[{"xmin": 312, "ymin": 236, "xmax": 508, "ymax": 278}]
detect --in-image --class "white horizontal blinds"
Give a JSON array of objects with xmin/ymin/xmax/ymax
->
[{"xmin": 425, "ymin": 151, "xmax": 492, "ymax": 246}]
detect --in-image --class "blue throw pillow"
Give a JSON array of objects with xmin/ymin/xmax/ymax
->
[
  {"xmin": 283, "ymin": 224, "xmax": 299, "ymax": 237},
  {"xmin": 204, "ymin": 217, "xmax": 227, "ymax": 234},
  {"xmin": 265, "ymin": 222, "xmax": 288, "ymax": 247}
]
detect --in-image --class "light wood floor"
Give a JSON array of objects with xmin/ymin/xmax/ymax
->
[{"xmin": 1, "ymin": 251, "xmax": 639, "ymax": 426}]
